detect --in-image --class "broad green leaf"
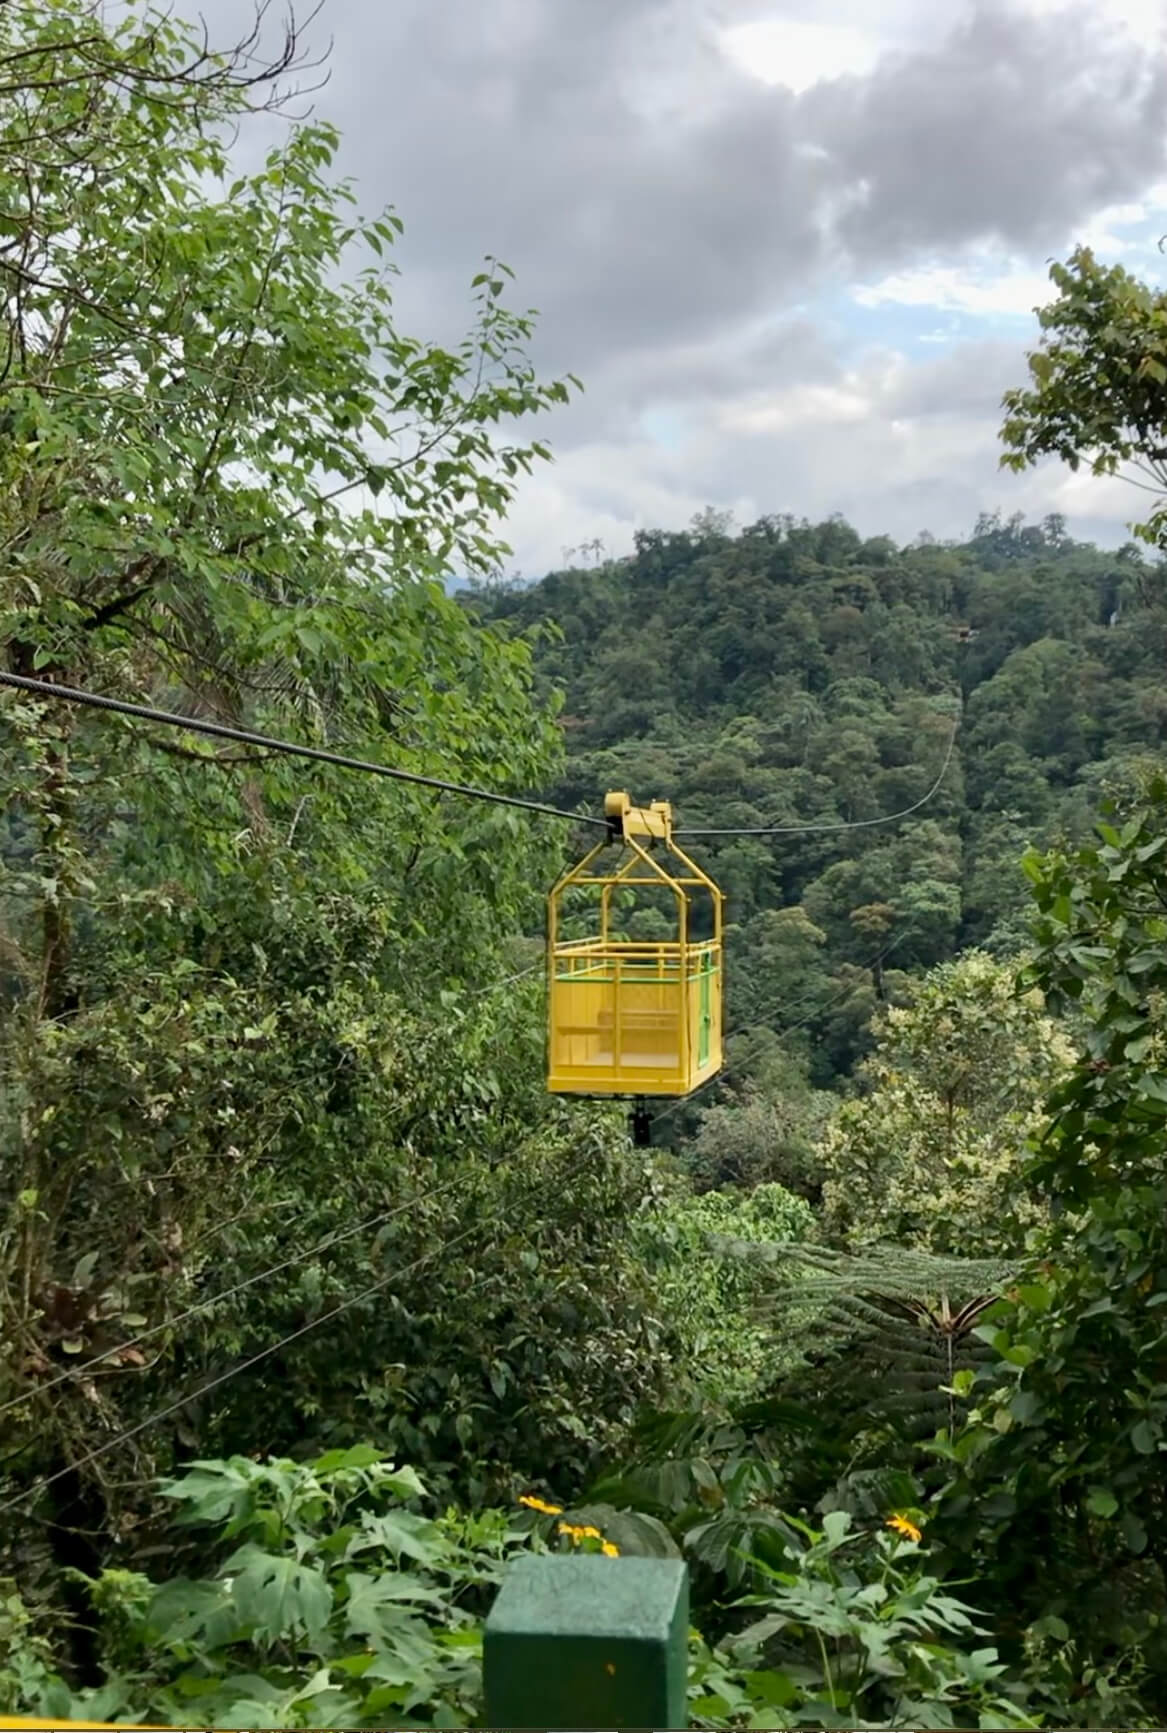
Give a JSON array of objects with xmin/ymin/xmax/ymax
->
[
  {"xmin": 1130, "ymin": 1418, "xmax": 1159, "ymax": 1455},
  {"xmin": 345, "ymin": 1510, "xmax": 442, "ymax": 1565},
  {"xmin": 227, "ymin": 1546, "xmax": 333, "ymax": 1647},
  {"xmin": 343, "ymin": 1570, "xmax": 446, "ymax": 1644}
]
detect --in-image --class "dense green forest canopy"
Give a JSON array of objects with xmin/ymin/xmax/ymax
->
[
  {"xmin": 6, "ymin": 1, "xmax": 1167, "ymax": 1726},
  {"xmin": 470, "ymin": 507, "xmax": 1167, "ymax": 1102}
]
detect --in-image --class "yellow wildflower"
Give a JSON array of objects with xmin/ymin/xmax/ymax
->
[
  {"xmin": 519, "ymin": 1494, "xmax": 563, "ymax": 1516},
  {"xmin": 887, "ymin": 1513, "xmax": 923, "ymax": 1543},
  {"xmin": 556, "ymin": 1521, "xmax": 610, "ymax": 1547},
  {"xmin": 601, "ymin": 1541, "xmax": 620, "ymax": 1557}
]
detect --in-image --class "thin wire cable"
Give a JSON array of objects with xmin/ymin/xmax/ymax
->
[
  {"xmin": 0, "ymin": 937, "xmax": 900, "ymax": 1504},
  {"xmin": 0, "ymin": 677, "xmax": 558, "ymax": 1427},
  {"xmin": 0, "ymin": 1145, "xmax": 597, "ymax": 1521},
  {"xmin": 0, "ymin": 947, "xmax": 554, "ymax": 1458},
  {"xmin": 0, "ymin": 943, "xmax": 551, "ymax": 1431},
  {"xmin": 0, "ymin": 667, "xmax": 942, "ymax": 1485},
  {"xmin": 726, "ymin": 928, "xmax": 912, "ymax": 1055},
  {"xmin": 0, "ymin": 1227, "xmax": 478, "ymax": 1521},
  {"xmin": 0, "ymin": 1172, "xmax": 470, "ymax": 1426},
  {"xmin": 677, "ymin": 699, "xmax": 961, "ymax": 838},
  {"xmin": 0, "ymin": 671, "xmax": 609, "ymax": 831},
  {"xmin": 464, "ymin": 961, "xmax": 544, "ymax": 997}
]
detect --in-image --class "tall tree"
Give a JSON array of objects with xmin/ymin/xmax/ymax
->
[
  {"xmin": 819, "ymin": 952, "xmax": 1072, "ymax": 1255},
  {"xmin": 1, "ymin": 0, "xmax": 659, "ymax": 1586},
  {"xmin": 1000, "ymin": 245, "xmax": 1167, "ymax": 558}
]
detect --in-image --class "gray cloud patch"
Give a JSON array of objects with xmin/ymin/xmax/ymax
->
[
  {"xmin": 499, "ymin": 328, "xmax": 1077, "ymax": 566},
  {"xmin": 518, "ymin": 312, "xmax": 840, "ymax": 455},
  {"xmin": 882, "ymin": 340, "xmax": 1023, "ymax": 420},
  {"xmin": 141, "ymin": 0, "xmax": 1167, "ymax": 565},
  {"xmin": 282, "ymin": 0, "xmax": 1167, "ymax": 369},
  {"xmin": 625, "ymin": 316, "xmax": 840, "ymax": 405},
  {"xmin": 805, "ymin": 1, "xmax": 1167, "ymax": 264},
  {"xmin": 190, "ymin": 0, "xmax": 1167, "ymax": 366}
]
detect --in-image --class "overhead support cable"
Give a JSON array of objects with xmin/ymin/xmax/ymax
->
[
  {"xmin": 676, "ymin": 696, "xmax": 962, "ymax": 839},
  {"xmin": 0, "ymin": 671, "xmax": 609, "ymax": 830}
]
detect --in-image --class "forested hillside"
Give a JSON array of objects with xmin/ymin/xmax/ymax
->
[
  {"xmin": 7, "ymin": 3, "xmax": 1167, "ymax": 1729},
  {"xmin": 472, "ymin": 511, "xmax": 1167, "ymax": 1132}
]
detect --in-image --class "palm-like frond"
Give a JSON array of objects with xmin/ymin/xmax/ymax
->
[{"xmin": 715, "ymin": 1238, "xmax": 1019, "ymax": 1483}]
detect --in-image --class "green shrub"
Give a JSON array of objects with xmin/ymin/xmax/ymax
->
[
  {"xmin": 638, "ymin": 1180, "xmax": 815, "ymax": 1404},
  {"xmin": 688, "ymin": 1510, "xmax": 1039, "ymax": 1730},
  {"xmin": 4, "ymin": 1449, "xmax": 1051, "ymax": 1730}
]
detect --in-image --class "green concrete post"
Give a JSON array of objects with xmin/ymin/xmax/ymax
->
[{"xmin": 483, "ymin": 1553, "xmax": 689, "ymax": 1731}]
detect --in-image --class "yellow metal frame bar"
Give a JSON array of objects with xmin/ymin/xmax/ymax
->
[{"xmin": 548, "ymin": 837, "xmax": 722, "ymax": 945}]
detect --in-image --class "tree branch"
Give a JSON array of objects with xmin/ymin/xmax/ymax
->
[
  {"xmin": 79, "ymin": 579, "xmax": 155, "ymax": 633},
  {"xmin": 147, "ymin": 739, "xmax": 275, "ymax": 768}
]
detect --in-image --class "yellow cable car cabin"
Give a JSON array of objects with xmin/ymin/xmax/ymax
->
[{"xmin": 548, "ymin": 792, "xmax": 723, "ymax": 1102}]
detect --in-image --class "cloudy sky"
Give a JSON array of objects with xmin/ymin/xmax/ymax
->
[{"xmin": 217, "ymin": 0, "xmax": 1167, "ymax": 574}]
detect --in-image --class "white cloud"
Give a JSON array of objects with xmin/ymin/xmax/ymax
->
[
  {"xmin": 852, "ymin": 190, "xmax": 1167, "ymax": 323},
  {"xmin": 1077, "ymin": 193, "xmax": 1167, "ymax": 254},
  {"xmin": 718, "ymin": 380, "xmax": 876, "ymax": 434},
  {"xmin": 185, "ymin": 0, "xmax": 1167, "ymax": 573},
  {"xmin": 853, "ymin": 260, "xmax": 1055, "ymax": 318},
  {"xmin": 501, "ymin": 330, "xmax": 1149, "ymax": 573},
  {"xmin": 719, "ymin": 18, "xmax": 885, "ymax": 90}
]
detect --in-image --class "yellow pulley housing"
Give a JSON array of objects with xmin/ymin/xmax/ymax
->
[{"xmin": 547, "ymin": 792, "xmax": 723, "ymax": 1098}]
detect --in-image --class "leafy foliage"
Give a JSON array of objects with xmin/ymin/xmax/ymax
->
[
  {"xmin": 688, "ymin": 1512, "xmax": 1038, "ymax": 1730},
  {"xmin": 0, "ymin": 0, "xmax": 667, "ymax": 1620},
  {"xmin": 8, "ymin": 31, "xmax": 1167, "ymax": 1726},
  {"xmin": 718, "ymin": 1242, "xmax": 1014, "ymax": 1527},
  {"xmin": 1000, "ymin": 246, "xmax": 1167, "ymax": 557},
  {"xmin": 936, "ymin": 780, "xmax": 1167, "ymax": 1697},
  {"xmin": 8, "ymin": 1448, "xmax": 532, "ymax": 1728},
  {"xmin": 472, "ymin": 498, "xmax": 1167, "ymax": 1163},
  {"xmin": 637, "ymin": 1179, "xmax": 816, "ymax": 1404},
  {"xmin": 2, "ymin": 1451, "xmax": 1046, "ymax": 1732},
  {"xmin": 820, "ymin": 953, "xmax": 1073, "ymax": 1254}
]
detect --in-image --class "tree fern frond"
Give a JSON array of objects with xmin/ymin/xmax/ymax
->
[
  {"xmin": 722, "ymin": 1237, "xmax": 1016, "ymax": 1467},
  {"xmin": 717, "ymin": 1235, "xmax": 1017, "ymax": 1303}
]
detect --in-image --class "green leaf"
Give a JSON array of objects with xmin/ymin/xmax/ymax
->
[
  {"xmin": 148, "ymin": 1577, "xmax": 241, "ymax": 1648},
  {"xmin": 821, "ymin": 1509, "xmax": 851, "ymax": 1546},
  {"xmin": 345, "ymin": 1510, "xmax": 442, "ymax": 1566},
  {"xmin": 1121, "ymin": 1508, "xmax": 1149, "ymax": 1554},
  {"xmin": 315, "ymin": 1445, "xmax": 385, "ymax": 1473},
  {"xmin": 1009, "ymin": 1387, "xmax": 1041, "ymax": 1423},
  {"xmin": 1131, "ymin": 1418, "xmax": 1159, "ymax": 1455},
  {"xmin": 1003, "ymin": 1343, "xmax": 1037, "ymax": 1369},
  {"xmin": 226, "ymin": 1546, "xmax": 333, "ymax": 1646},
  {"xmin": 343, "ymin": 1570, "xmax": 446, "ymax": 1643},
  {"xmin": 1085, "ymin": 1486, "xmax": 1118, "ymax": 1519},
  {"xmin": 380, "ymin": 1463, "xmax": 428, "ymax": 1501}
]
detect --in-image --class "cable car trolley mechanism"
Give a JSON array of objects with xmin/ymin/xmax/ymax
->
[{"xmin": 547, "ymin": 792, "xmax": 723, "ymax": 1145}]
